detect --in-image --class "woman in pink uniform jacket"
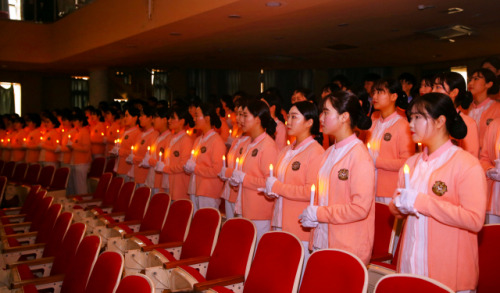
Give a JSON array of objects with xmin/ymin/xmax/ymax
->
[
  {"xmin": 156, "ymin": 105, "xmax": 194, "ymax": 201},
  {"xmin": 68, "ymin": 111, "xmax": 92, "ymax": 195},
  {"xmin": 262, "ymin": 101, "xmax": 324, "ymax": 262},
  {"xmin": 467, "ymin": 68, "xmax": 500, "ymax": 153},
  {"xmin": 261, "ymin": 92, "xmax": 287, "ymax": 151},
  {"xmin": 432, "ymin": 72, "xmax": 479, "ymax": 157},
  {"xmin": 88, "ymin": 108, "xmax": 106, "ymax": 159},
  {"xmin": 390, "ymin": 93, "xmax": 486, "ymax": 292},
  {"xmin": 219, "ymin": 98, "xmax": 250, "ymax": 219},
  {"xmin": 184, "ymin": 103, "xmax": 226, "ymax": 212},
  {"xmin": 10, "ymin": 117, "xmax": 28, "ymax": 162},
  {"xmin": 39, "ymin": 113, "xmax": 61, "ymax": 168},
  {"xmin": 131, "ymin": 106, "xmax": 159, "ymax": 187},
  {"xmin": 228, "ymin": 99, "xmax": 278, "ymax": 242},
  {"xmin": 299, "ymin": 91, "xmax": 375, "ymax": 265},
  {"xmin": 23, "ymin": 114, "xmax": 43, "ymax": 164},
  {"xmin": 115, "ymin": 107, "xmax": 142, "ymax": 181},
  {"xmin": 367, "ymin": 79, "xmax": 414, "ymax": 203},
  {"xmin": 480, "ymin": 117, "xmax": 500, "ymax": 224}
]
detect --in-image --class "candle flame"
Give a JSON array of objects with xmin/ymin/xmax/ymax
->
[
  {"xmin": 404, "ymin": 164, "xmax": 410, "ymax": 174},
  {"xmin": 131, "ymin": 146, "xmax": 134, "ymax": 151},
  {"xmin": 68, "ymin": 135, "xmax": 71, "ymax": 139},
  {"xmin": 269, "ymin": 164, "xmax": 273, "ymax": 171},
  {"xmin": 101, "ymin": 132, "xmax": 104, "ymax": 136},
  {"xmin": 0, "ymin": 139, "xmax": 3, "ymax": 143},
  {"xmin": 147, "ymin": 146, "xmax": 151, "ymax": 151},
  {"xmin": 7, "ymin": 139, "xmax": 10, "ymax": 142},
  {"xmin": 222, "ymin": 155, "xmax": 226, "ymax": 161},
  {"xmin": 311, "ymin": 184, "xmax": 315, "ymax": 193},
  {"xmin": 367, "ymin": 142, "xmax": 371, "ymax": 149},
  {"xmin": 228, "ymin": 114, "xmax": 231, "ymax": 118},
  {"xmin": 117, "ymin": 129, "xmax": 120, "ymax": 133},
  {"xmin": 40, "ymin": 136, "xmax": 43, "ymax": 140},
  {"xmin": 236, "ymin": 157, "xmax": 240, "ymax": 164},
  {"xmin": 287, "ymin": 140, "xmax": 290, "ymax": 145},
  {"xmin": 191, "ymin": 150, "xmax": 194, "ymax": 155},
  {"xmin": 56, "ymin": 140, "xmax": 60, "ymax": 144},
  {"xmin": 23, "ymin": 138, "xmax": 26, "ymax": 142},
  {"xmin": 159, "ymin": 151, "xmax": 163, "ymax": 157},
  {"xmin": 417, "ymin": 142, "xmax": 422, "ymax": 146},
  {"xmin": 61, "ymin": 129, "xmax": 65, "ymax": 133}
]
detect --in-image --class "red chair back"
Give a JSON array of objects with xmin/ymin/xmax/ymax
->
[
  {"xmin": 104, "ymin": 157, "xmax": 116, "ymax": 174},
  {"xmin": 205, "ymin": 218, "xmax": 256, "ymax": 281},
  {"xmin": 102, "ymin": 177, "xmax": 123, "ymax": 207},
  {"xmin": 374, "ymin": 274, "xmax": 453, "ymax": 293},
  {"xmin": 19, "ymin": 185, "xmax": 41, "ymax": 214},
  {"xmin": 92, "ymin": 173, "xmax": 113, "ymax": 200},
  {"xmin": 49, "ymin": 167, "xmax": 70, "ymax": 190},
  {"xmin": 1, "ymin": 161, "xmax": 15, "ymax": 179},
  {"xmin": 23, "ymin": 164, "xmax": 41, "ymax": 185},
  {"xmin": 11, "ymin": 163, "xmax": 28, "ymax": 183},
  {"xmin": 51, "ymin": 222, "xmax": 86, "ymax": 276},
  {"xmin": 34, "ymin": 203, "xmax": 62, "ymax": 244},
  {"xmin": 371, "ymin": 202, "xmax": 396, "ymax": 261},
  {"xmin": 37, "ymin": 165, "xmax": 55, "ymax": 189},
  {"xmin": 43, "ymin": 212, "xmax": 73, "ymax": 258},
  {"xmin": 116, "ymin": 275, "xmax": 154, "ymax": 293},
  {"xmin": 84, "ymin": 251, "xmax": 124, "ymax": 293},
  {"xmin": 477, "ymin": 224, "xmax": 500, "ymax": 293},
  {"xmin": 111, "ymin": 182, "xmax": 135, "ymax": 213},
  {"xmin": 26, "ymin": 192, "xmax": 51, "ymax": 230},
  {"xmin": 0, "ymin": 176, "xmax": 6, "ymax": 203},
  {"xmin": 0, "ymin": 160, "xmax": 4, "ymax": 174},
  {"xmin": 139, "ymin": 193, "xmax": 170, "ymax": 232},
  {"xmin": 124, "ymin": 187, "xmax": 151, "ymax": 221},
  {"xmin": 158, "ymin": 199, "xmax": 193, "ymax": 244},
  {"xmin": 180, "ymin": 208, "xmax": 221, "ymax": 260},
  {"xmin": 87, "ymin": 157, "xmax": 106, "ymax": 179},
  {"xmin": 300, "ymin": 249, "xmax": 367, "ymax": 293},
  {"xmin": 60, "ymin": 236, "xmax": 101, "ymax": 293},
  {"xmin": 242, "ymin": 231, "xmax": 302, "ymax": 293}
]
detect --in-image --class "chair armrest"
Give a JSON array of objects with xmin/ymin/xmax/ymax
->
[
  {"xmin": 77, "ymin": 198, "xmax": 103, "ymax": 205},
  {"xmin": 2, "ymin": 243, "xmax": 45, "ymax": 254},
  {"xmin": 193, "ymin": 275, "xmax": 245, "ymax": 292},
  {"xmin": 11, "ymin": 274, "xmax": 65, "ymax": 289},
  {"xmin": 141, "ymin": 241, "xmax": 184, "ymax": 252},
  {"xmin": 1, "ymin": 231, "xmax": 37, "ymax": 239},
  {"xmin": 107, "ymin": 219, "xmax": 142, "ymax": 228},
  {"xmin": 7, "ymin": 256, "xmax": 55, "ymax": 269},
  {"xmin": 1, "ymin": 214, "xmax": 27, "ymax": 221},
  {"xmin": 1, "ymin": 207, "xmax": 22, "ymax": 214},
  {"xmin": 2, "ymin": 222, "xmax": 32, "ymax": 229},
  {"xmin": 163, "ymin": 256, "xmax": 211, "ymax": 269},
  {"xmin": 124, "ymin": 230, "xmax": 160, "ymax": 239},
  {"xmin": 370, "ymin": 253, "xmax": 393, "ymax": 263},
  {"xmin": 100, "ymin": 211, "xmax": 125, "ymax": 218}
]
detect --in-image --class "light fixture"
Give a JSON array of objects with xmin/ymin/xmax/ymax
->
[
  {"xmin": 266, "ymin": 1, "xmax": 282, "ymax": 7},
  {"xmin": 448, "ymin": 39, "xmax": 456, "ymax": 43},
  {"xmin": 448, "ymin": 7, "xmax": 464, "ymax": 14},
  {"xmin": 417, "ymin": 4, "xmax": 435, "ymax": 10}
]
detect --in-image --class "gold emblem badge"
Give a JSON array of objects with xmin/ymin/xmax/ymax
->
[
  {"xmin": 239, "ymin": 148, "xmax": 243, "ymax": 154},
  {"xmin": 383, "ymin": 133, "xmax": 392, "ymax": 141},
  {"xmin": 200, "ymin": 146, "xmax": 207, "ymax": 153},
  {"xmin": 75, "ymin": 140, "xmax": 78, "ymax": 143},
  {"xmin": 432, "ymin": 181, "xmax": 447, "ymax": 196},
  {"xmin": 141, "ymin": 139, "xmax": 145, "ymax": 145},
  {"xmin": 95, "ymin": 129, "xmax": 98, "ymax": 133},
  {"xmin": 338, "ymin": 169, "xmax": 349, "ymax": 180},
  {"xmin": 486, "ymin": 118, "xmax": 493, "ymax": 126},
  {"xmin": 47, "ymin": 137, "xmax": 51, "ymax": 141},
  {"xmin": 252, "ymin": 149, "xmax": 258, "ymax": 156},
  {"xmin": 30, "ymin": 136, "xmax": 33, "ymax": 140},
  {"xmin": 291, "ymin": 161, "xmax": 301, "ymax": 171},
  {"xmin": 124, "ymin": 135, "xmax": 129, "ymax": 140},
  {"xmin": 173, "ymin": 150, "xmax": 180, "ymax": 157},
  {"xmin": 160, "ymin": 147, "xmax": 165, "ymax": 153}
]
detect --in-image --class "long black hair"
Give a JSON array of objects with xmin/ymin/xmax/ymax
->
[
  {"xmin": 322, "ymin": 91, "xmax": 372, "ymax": 130},
  {"xmin": 291, "ymin": 101, "xmax": 320, "ymax": 136},
  {"xmin": 245, "ymin": 99, "xmax": 277, "ymax": 137},
  {"xmin": 433, "ymin": 72, "xmax": 473, "ymax": 110},
  {"xmin": 199, "ymin": 103, "xmax": 222, "ymax": 129}
]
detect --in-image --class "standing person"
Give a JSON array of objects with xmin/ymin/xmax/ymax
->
[
  {"xmin": 68, "ymin": 111, "xmax": 92, "ymax": 195},
  {"xmin": 261, "ymin": 92, "xmax": 287, "ymax": 150},
  {"xmin": 104, "ymin": 107, "xmax": 122, "ymax": 157},
  {"xmin": 23, "ymin": 114, "xmax": 43, "ymax": 164},
  {"xmin": 218, "ymin": 98, "xmax": 250, "ymax": 219},
  {"xmin": 131, "ymin": 106, "xmax": 159, "ymax": 188},
  {"xmin": 145, "ymin": 107, "xmax": 172, "ymax": 194},
  {"xmin": 299, "ymin": 91, "xmax": 375, "ymax": 265},
  {"xmin": 88, "ymin": 107, "xmax": 106, "ymax": 159},
  {"xmin": 390, "ymin": 93, "xmax": 486, "ymax": 292},
  {"xmin": 432, "ymin": 72, "xmax": 479, "ymax": 157},
  {"xmin": 228, "ymin": 99, "xmax": 278, "ymax": 242},
  {"xmin": 58, "ymin": 112, "xmax": 75, "ymax": 195},
  {"xmin": 115, "ymin": 107, "xmax": 142, "ymax": 182},
  {"xmin": 419, "ymin": 75, "xmax": 434, "ymax": 97},
  {"xmin": 183, "ymin": 103, "xmax": 226, "ymax": 212},
  {"xmin": 468, "ymin": 68, "xmax": 500, "ymax": 152},
  {"xmin": 10, "ymin": 117, "xmax": 28, "ymax": 162},
  {"xmin": 367, "ymin": 79, "xmax": 414, "ymax": 203},
  {"xmin": 480, "ymin": 118, "xmax": 500, "ymax": 224},
  {"xmin": 39, "ymin": 113, "xmax": 61, "ymax": 168},
  {"xmin": 261, "ymin": 101, "xmax": 324, "ymax": 263},
  {"xmin": 156, "ymin": 105, "xmax": 194, "ymax": 201}
]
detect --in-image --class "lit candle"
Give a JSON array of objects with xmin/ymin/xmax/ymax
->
[
  {"xmin": 269, "ymin": 164, "xmax": 274, "ymax": 178},
  {"xmin": 228, "ymin": 114, "xmax": 231, "ymax": 118},
  {"xmin": 40, "ymin": 136, "xmax": 43, "ymax": 141},
  {"xmin": 147, "ymin": 146, "xmax": 151, "ymax": 155},
  {"xmin": 7, "ymin": 139, "xmax": 10, "ymax": 143},
  {"xmin": 101, "ymin": 132, "xmax": 104, "ymax": 136},
  {"xmin": 159, "ymin": 151, "xmax": 163, "ymax": 162},
  {"xmin": 235, "ymin": 157, "xmax": 240, "ymax": 170},
  {"xmin": 23, "ymin": 138, "xmax": 26, "ymax": 142},
  {"xmin": 223, "ymin": 155, "xmax": 226, "ymax": 167},
  {"xmin": 287, "ymin": 140, "xmax": 290, "ymax": 146},
  {"xmin": 56, "ymin": 139, "xmax": 60, "ymax": 144},
  {"xmin": 130, "ymin": 146, "xmax": 134, "ymax": 155},
  {"xmin": 1, "ymin": 139, "xmax": 3, "ymax": 143},
  {"xmin": 190, "ymin": 149, "xmax": 194, "ymax": 159},
  {"xmin": 229, "ymin": 129, "xmax": 232, "ymax": 137},
  {"xmin": 417, "ymin": 142, "xmax": 422, "ymax": 153},
  {"xmin": 68, "ymin": 135, "xmax": 71, "ymax": 139},
  {"xmin": 310, "ymin": 184, "xmax": 316, "ymax": 206},
  {"xmin": 61, "ymin": 129, "xmax": 65, "ymax": 133},
  {"xmin": 403, "ymin": 164, "xmax": 410, "ymax": 189},
  {"xmin": 117, "ymin": 129, "xmax": 120, "ymax": 133}
]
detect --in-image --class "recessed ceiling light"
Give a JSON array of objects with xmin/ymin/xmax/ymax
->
[
  {"xmin": 228, "ymin": 14, "xmax": 241, "ymax": 19},
  {"xmin": 418, "ymin": 4, "xmax": 435, "ymax": 10},
  {"xmin": 448, "ymin": 7, "xmax": 464, "ymax": 14},
  {"xmin": 266, "ymin": 1, "xmax": 282, "ymax": 7},
  {"xmin": 448, "ymin": 38, "xmax": 456, "ymax": 43}
]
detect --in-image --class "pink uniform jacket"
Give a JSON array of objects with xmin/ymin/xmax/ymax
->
[
  {"xmin": 132, "ymin": 128, "xmax": 159, "ymax": 184},
  {"xmin": 456, "ymin": 112, "xmax": 479, "ymax": 157},
  {"xmin": 147, "ymin": 131, "xmax": 172, "ymax": 189},
  {"xmin": 272, "ymin": 137, "xmax": 324, "ymax": 241},
  {"xmin": 367, "ymin": 112, "xmax": 414, "ymax": 198},
  {"xmin": 71, "ymin": 127, "xmax": 92, "ymax": 164},
  {"xmin": 275, "ymin": 119, "xmax": 287, "ymax": 151},
  {"xmin": 116, "ymin": 126, "xmax": 142, "ymax": 176},
  {"xmin": 468, "ymin": 98, "xmax": 500, "ymax": 152},
  {"xmin": 40, "ymin": 129, "xmax": 61, "ymax": 162},
  {"xmin": 11, "ymin": 129, "xmax": 28, "ymax": 162},
  {"xmin": 241, "ymin": 133, "xmax": 279, "ymax": 220},
  {"xmin": 224, "ymin": 135, "xmax": 251, "ymax": 203},
  {"xmin": 25, "ymin": 128, "xmax": 42, "ymax": 163},
  {"xmin": 314, "ymin": 135, "xmax": 375, "ymax": 265},
  {"xmin": 192, "ymin": 130, "xmax": 226, "ymax": 199},
  {"xmin": 395, "ymin": 145, "xmax": 486, "ymax": 291},
  {"xmin": 479, "ymin": 118, "xmax": 500, "ymax": 216},
  {"xmin": 89, "ymin": 122, "xmax": 106, "ymax": 156},
  {"xmin": 163, "ymin": 131, "xmax": 193, "ymax": 200}
]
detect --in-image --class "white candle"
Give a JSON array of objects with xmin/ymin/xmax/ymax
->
[
  {"xmin": 235, "ymin": 157, "xmax": 240, "ymax": 170},
  {"xmin": 147, "ymin": 146, "xmax": 151, "ymax": 155},
  {"xmin": 159, "ymin": 151, "xmax": 163, "ymax": 162},
  {"xmin": 223, "ymin": 155, "xmax": 226, "ymax": 167},
  {"xmin": 190, "ymin": 149, "xmax": 194, "ymax": 159},
  {"xmin": 287, "ymin": 140, "xmax": 290, "ymax": 146},
  {"xmin": 310, "ymin": 184, "xmax": 315, "ymax": 206},
  {"xmin": 404, "ymin": 164, "xmax": 410, "ymax": 189},
  {"xmin": 130, "ymin": 146, "xmax": 134, "ymax": 155},
  {"xmin": 269, "ymin": 164, "xmax": 274, "ymax": 178}
]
